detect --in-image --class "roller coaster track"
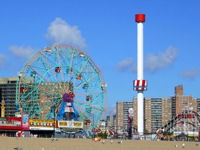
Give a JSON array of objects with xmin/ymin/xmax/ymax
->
[{"xmin": 160, "ymin": 110, "xmax": 200, "ymax": 132}]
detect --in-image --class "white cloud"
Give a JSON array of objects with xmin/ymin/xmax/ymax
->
[
  {"xmin": 180, "ymin": 68, "xmax": 200, "ymax": 79},
  {"xmin": 145, "ymin": 46, "xmax": 179, "ymax": 72},
  {"xmin": 116, "ymin": 46, "xmax": 178, "ymax": 73},
  {"xmin": 0, "ymin": 53, "xmax": 7, "ymax": 67},
  {"xmin": 9, "ymin": 45, "xmax": 34, "ymax": 59},
  {"xmin": 116, "ymin": 57, "xmax": 137, "ymax": 73},
  {"xmin": 45, "ymin": 18, "xmax": 86, "ymax": 50}
]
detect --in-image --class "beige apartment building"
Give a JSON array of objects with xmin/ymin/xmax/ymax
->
[
  {"xmin": 116, "ymin": 102, "xmax": 133, "ymax": 131},
  {"xmin": 116, "ymin": 85, "xmax": 200, "ymax": 133}
]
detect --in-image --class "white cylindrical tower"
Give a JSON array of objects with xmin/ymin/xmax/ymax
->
[
  {"xmin": 133, "ymin": 14, "xmax": 147, "ymax": 136},
  {"xmin": 137, "ymin": 21, "xmax": 144, "ymax": 80}
]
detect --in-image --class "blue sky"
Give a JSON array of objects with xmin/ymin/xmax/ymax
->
[{"xmin": 0, "ymin": 0, "xmax": 200, "ymax": 115}]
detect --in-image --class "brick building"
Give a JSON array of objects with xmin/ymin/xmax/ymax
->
[
  {"xmin": 173, "ymin": 85, "xmax": 198, "ymax": 115},
  {"xmin": 116, "ymin": 102, "xmax": 133, "ymax": 131},
  {"xmin": 116, "ymin": 85, "xmax": 200, "ymax": 133},
  {"xmin": 133, "ymin": 97, "xmax": 171, "ymax": 133}
]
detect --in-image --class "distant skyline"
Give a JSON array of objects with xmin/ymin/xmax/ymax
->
[{"xmin": 0, "ymin": 0, "xmax": 200, "ymax": 115}]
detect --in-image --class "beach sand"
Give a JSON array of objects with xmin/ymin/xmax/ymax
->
[{"xmin": 0, "ymin": 137, "xmax": 199, "ymax": 150}]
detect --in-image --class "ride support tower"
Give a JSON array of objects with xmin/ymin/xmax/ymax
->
[{"xmin": 133, "ymin": 14, "xmax": 147, "ymax": 136}]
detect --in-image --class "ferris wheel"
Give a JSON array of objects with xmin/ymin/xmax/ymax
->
[{"xmin": 16, "ymin": 45, "xmax": 106, "ymax": 127}]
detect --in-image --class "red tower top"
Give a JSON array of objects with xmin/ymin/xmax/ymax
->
[{"xmin": 135, "ymin": 14, "xmax": 145, "ymax": 22}]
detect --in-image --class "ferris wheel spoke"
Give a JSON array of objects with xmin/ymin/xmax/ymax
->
[
  {"xmin": 40, "ymin": 53, "xmax": 65, "ymax": 93},
  {"xmin": 28, "ymin": 65, "xmax": 64, "ymax": 94},
  {"xmin": 72, "ymin": 73, "xmax": 98, "ymax": 93},
  {"xmin": 67, "ymin": 49, "xmax": 75, "ymax": 92},
  {"xmin": 74, "ymin": 104, "xmax": 94, "ymax": 124},
  {"xmin": 57, "ymin": 47, "xmax": 67, "ymax": 92},
  {"xmin": 55, "ymin": 101, "xmax": 63, "ymax": 113},
  {"xmin": 75, "ymin": 91, "xmax": 104, "ymax": 97},
  {"xmin": 74, "ymin": 99, "xmax": 104, "ymax": 111},
  {"xmin": 31, "ymin": 98, "xmax": 63, "ymax": 119},
  {"xmin": 19, "ymin": 96, "xmax": 61, "ymax": 104},
  {"xmin": 20, "ymin": 82, "xmax": 61, "ymax": 96},
  {"xmin": 69, "ymin": 58, "xmax": 90, "ymax": 92}
]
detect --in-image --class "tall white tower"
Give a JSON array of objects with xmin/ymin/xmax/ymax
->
[{"xmin": 133, "ymin": 14, "xmax": 147, "ymax": 135}]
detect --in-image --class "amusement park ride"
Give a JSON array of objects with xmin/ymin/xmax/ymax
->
[
  {"xmin": 16, "ymin": 46, "xmax": 107, "ymax": 136},
  {"xmin": 156, "ymin": 110, "xmax": 200, "ymax": 140},
  {"xmin": 133, "ymin": 14, "xmax": 147, "ymax": 136}
]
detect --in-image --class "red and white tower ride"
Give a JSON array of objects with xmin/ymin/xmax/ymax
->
[{"xmin": 133, "ymin": 14, "xmax": 147, "ymax": 135}]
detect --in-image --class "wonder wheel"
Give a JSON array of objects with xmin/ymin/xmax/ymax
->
[{"xmin": 16, "ymin": 46, "xmax": 106, "ymax": 127}]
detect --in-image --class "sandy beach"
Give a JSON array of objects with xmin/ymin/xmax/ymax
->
[{"xmin": 0, "ymin": 137, "xmax": 199, "ymax": 150}]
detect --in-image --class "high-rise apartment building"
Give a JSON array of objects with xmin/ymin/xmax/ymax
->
[
  {"xmin": 133, "ymin": 97, "xmax": 171, "ymax": 133},
  {"xmin": 197, "ymin": 98, "xmax": 200, "ymax": 112},
  {"xmin": 116, "ymin": 102, "xmax": 123, "ymax": 130},
  {"xmin": 161, "ymin": 98, "xmax": 172, "ymax": 130},
  {"xmin": 0, "ymin": 77, "xmax": 18, "ymax": 117},
  {"xmin": 116, "ymin": 102, "xmax": 133, "ymax": 131},
  {"xmin": 150, "ymin": 98, "xmax": 162, "ymax": 133},
  {"xmin": 132, "ymin": 85, "xmax": 199, "ymax": 133},
  {"xmin": 173, "ymin": 85, "xmax": 198, "ymax": 115}
]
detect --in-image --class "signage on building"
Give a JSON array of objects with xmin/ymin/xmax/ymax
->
[
  {"xmin": 22, "ymin": 113, "xmax": 29, "ymax": 130},
  {"xmin": 177, "ymin": 114, "xmax": 195, "ymax": 119},
  {"xmin": 74, "ymin": 122, "xmax": 82, "ymax": 127},
  {"xmin": 59, "ymin": 121, "xmax": 68, "ymax": 127},
  {"xmin": 29, "ymin": 119, "xmax": 55, "ymax": 130},
  {"xmin": 0, "ymin": 117, "xmax": 22, "ymax": 130},
  {"xmin": 58, "ymin": 121, "xmax": 83, "ymax": 129},
  {"xmin": 174, "ymin": 131, "xmax": 199, "ymax": 136}
]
